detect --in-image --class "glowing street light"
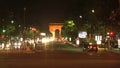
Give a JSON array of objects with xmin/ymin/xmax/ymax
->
[
  {"xmin": 18, "ymin": 25, "xmax": 21, "ymax": 27},
  {"xmin": 92, "ymin": 9, "xmax": 95, "ymax": 13},
  {"xmin": 79, "ymin": 15, "xmax": 82, "ymax": 19},
  {"xmin": 11, "ymin": 20, "xmax": 14, "ymax": 24}
]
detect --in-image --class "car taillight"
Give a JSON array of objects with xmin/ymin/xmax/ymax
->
[
  {"xmin": 89, "ymin": 46, "xmax": 92, "ymax": 49},
  {"xmin": 97, "ymin": 46, "xmax": 99, "ymax": 48}
]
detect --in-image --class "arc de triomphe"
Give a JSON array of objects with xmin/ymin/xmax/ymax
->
[{"xmin": 49, "ymin": 23, "xmax": 63, "ymax": 39}]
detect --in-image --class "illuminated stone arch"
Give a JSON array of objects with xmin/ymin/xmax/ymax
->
[{"xmin": 49, "ymin": 23, "xmax": 63, "ymax": 39}]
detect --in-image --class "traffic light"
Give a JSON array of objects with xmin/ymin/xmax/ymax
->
[
  {"xmin": 32, "ymin": 27, "xmax": 37, "ymax": 32},
  {"xmin": 1, "ymin": 34, "xmax": 5, "ymax": 40},
  {"xmin": 110, "ymin": 31, "xmax": 114, "ymax": 37},
  {"xmin": 2, "ymin": 29, "xmax": 6, "ymax": 33}
]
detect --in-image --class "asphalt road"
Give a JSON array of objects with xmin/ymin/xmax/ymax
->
[{"xmin": 0, "ymin": 50, "xmax": 120, "ymax": 68}]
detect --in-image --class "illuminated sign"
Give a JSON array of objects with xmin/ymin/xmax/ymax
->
[
  {"xmin": 78, "ymin": 31, "xmax": 87, "ymax": 38},
  {"xmin": 40, "ymin": 33, "xmax": 46, "ymax": 36},
  {"xmin": 118, "ymin": 39, "xmax": 120, "ymax": 48},
  {"xmin": 95, "ymin": 35, "xmax": 102, "ymax": 41},
  {"xmin": 95, "ymin": 35, "xmax": 102, "ymax": 45}
]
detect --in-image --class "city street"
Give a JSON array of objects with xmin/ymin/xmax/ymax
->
[
  {"xmin": 0, "ymin": 49, "xmax": 120, "ymax": 68},
  {"xmin": 0, "ymin": 0, "xmax": 120, "ymax": 68}
]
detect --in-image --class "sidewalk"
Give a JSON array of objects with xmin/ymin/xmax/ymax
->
[
  {"xmin": 111, "ymin": 48, "xmax": 120, "ymax": 53},
  {"xmin": 0, "ymin": 50, "xmax": 35, "ymax": 54}
]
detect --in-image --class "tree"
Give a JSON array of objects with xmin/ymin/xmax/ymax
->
[
  {"xmin": 6, "ymin": 25, "xmax": 15, "ymax": 36},
  {"xmin": 62, "ymin": 20, "xmax": 78, "ymax": 40},
  {"xmin": 78, "ymin": 21, "xmax": 91, "ymax": 33},
  {"xmin": 27, "ymin": 27, "xmax": 40, "ymax": 39}
]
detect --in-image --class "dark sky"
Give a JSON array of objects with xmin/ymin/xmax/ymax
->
[
  {"xmin": 0, "ymin": 0, "xmax": 77, "ymax": 27},
  {"xmin": 0, "ymin": 0, "xmax": 119, "ymax": 32},
  {"xmin": 0, "ymin": 0, "xmax": 79, "ymax": 21}
]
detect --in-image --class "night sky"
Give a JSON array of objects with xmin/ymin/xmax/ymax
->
[{"xmin": 0, "ymin": 0, "xmax": 119, "ymax": 32}]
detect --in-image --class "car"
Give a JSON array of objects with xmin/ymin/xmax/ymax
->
[
  {"xmin": 88, "ymin": 45, "xmax": 98, "ymax": 52},
  {"xmin": 83, "ymin": 44, "xmax": 98, "ymax": 52}
]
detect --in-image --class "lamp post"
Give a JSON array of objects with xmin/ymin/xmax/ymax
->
[
  {"xmin": 24, "ymin": 7, "xmax": 26, "ymax": 27},
  {"xmin": 90, "ymin": 9, "xmax": 95, "ymax": 40},
  {"xmin": 23, "ymin": 7, "xmax": 26, "ymax": 44}
]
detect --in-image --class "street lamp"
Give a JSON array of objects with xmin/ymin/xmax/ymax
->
[
  {"xmin": 11, "ymin": 20, "xmax": 14, "ymax": 24},
  {"xmin": 90, "ymin": 9, "xmax": 95, "ymax": 41},
  {"xmin": 92, "ymin": 9, "xmax": 95, "ymax": 13},
  {"xmin": 23, "ymin": 7, "xmax": 26, "ymax": 45},
  {"xmin": 79, "ymin": 15, "xmax": 82, "ymax": 19},
  {"xmin": 18, "ymin": 25, "xmax": 21, "ymax": 27}
]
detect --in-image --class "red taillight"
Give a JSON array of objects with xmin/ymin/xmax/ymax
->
[
  {"xmin": 89, "ymin": 46, "xmax": 92, "ymax": 49},
  {"xmin": 97, "ymin": 46, "xmax": 99, "ymax": 48}
]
